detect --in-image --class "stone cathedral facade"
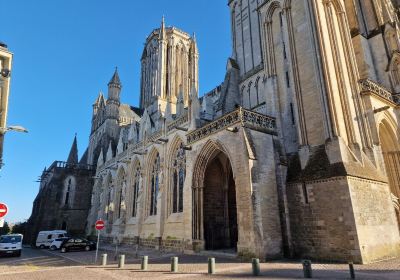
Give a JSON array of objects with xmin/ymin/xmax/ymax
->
[{"xmin": 28, "ymin": 0, "xmax": 400, "ymax": 264}]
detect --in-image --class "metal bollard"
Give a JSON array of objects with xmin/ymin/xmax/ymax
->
[
  {"xmin": 141, "ymin": 255, "xmax": 148, "ymax": 270},
  {"xmin": 208, "ymin": 257, "xmax": 215, "ymax": 274},
  {"xmin": 349, "ymin": 262, "xmax": 355, "ymax": 279},
  {"xmin": 252, "ymin": 258, "xmax": 260, "ymax": 276},
  {"xmin": 302, "ymin": 260, "xmax": 312, "ymax": 278},
  {"xmin": 101, "ymin": 254, "xmax": 107, "ymax": 266},
  {"xmin": 171, "ymin": 256, "xmax": 178, "ymax": 272},
  {"xmin": 118, "ymin": 254, "xmax": 125, "ymax": 269}
]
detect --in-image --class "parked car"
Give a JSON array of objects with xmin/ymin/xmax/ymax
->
[
  {"xmin": 0, "ymin": 234, "xmax": 23, "ymax": 257},
  {"xmin": 36, "ymin": 230, "xmax": 67, "ymax": 249},
  {"xmin": 60, "ymin": 238, "xmax": 96, "ymax": 253},
  {"xmin": 49, "ymin": 237, "xmax": 69, "ymax": 250}
]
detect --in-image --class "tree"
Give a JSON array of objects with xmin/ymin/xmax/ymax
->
[
  {"xmin": 0, "ymin": 222, "xmax": 10, "ymax": 235},
  {"xmin": 11, "ymin": 221, "xmax": 27, "ymax": 235}
]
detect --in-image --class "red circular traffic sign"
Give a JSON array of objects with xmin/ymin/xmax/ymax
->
[
  {"xmin": 0, "ymin": 203, "xmax": 8, "ymax": 218},
  {"xmin": 95, "ymin": 220, "xmax": 105, "ymax": 230}
]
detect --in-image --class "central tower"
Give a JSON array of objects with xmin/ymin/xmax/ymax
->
[{"xmin": 139, "ymin": 18, "xmax": 199, "ymax": 115}]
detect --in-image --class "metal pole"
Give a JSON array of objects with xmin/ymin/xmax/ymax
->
[
  {"xmin": 141, "ymin": 255, "xmax": 148, "ymax": 270},
  {"xmin": 95, "ymin": 230, "xmax": 100, "ymax": 264},
  {"xmin": 302, "ymin": 260, "xmax": 312, "ymax": 278},
  {"xmin": 252, "ymin": 258, "xmax": 260, "ymax": 276},
  {"xmin": 208, "ymin": 257, "xmax": 215, "ymax": 274},
  {"xmin": 101, "ymin": 254, "xmax": 108, "ymax": 266},
  {"xmin": 349, "ymin": 262, "xmax": 355, "ymax": 279},
  {"xmin": 171, "ymin": 256, "xmax": 178, "ymax": 272},
  {"xmin": 118, "ymin": 254, "xmax": 125, "ymax": 268}
]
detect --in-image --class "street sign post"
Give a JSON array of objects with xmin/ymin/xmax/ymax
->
[
  {"xmin": 94, "ymin": 220, "xmax": 105, "ymax": 264},
  {"xmin": 0, "ymin": 203, "xmax": 8, "ymax": 228}
]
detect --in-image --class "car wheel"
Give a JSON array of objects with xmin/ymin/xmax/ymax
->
[
  {"xmin": 39, "ymin": 245, "xmax": 45, "ymax": 249},
  {"xmin": 50, "ymin": 245, "xmax": 56, "ymax": 251},
  {"xmin": 61, "ymin": 247, "xmax": 67, "ymax": 253},
  {"xmin": 84, "ymin": 245, "xmax": 90, "ymax": 251},
  {"xmin": 16, "ymin": 251, "xmax": 21, "ymax": 257}
]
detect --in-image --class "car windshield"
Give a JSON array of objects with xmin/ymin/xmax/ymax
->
[{"xmin": 0, "ymin": 236, "xmax": 22, "ymax": 243}]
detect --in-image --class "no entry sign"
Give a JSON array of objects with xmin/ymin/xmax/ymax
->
[
  {"xmin": 95, "ymin": 220, "xmax": 105, "ymax": 230},
  {"xmin": 0, "ymin": 203, "xmax": 8, "ymax": 218}
]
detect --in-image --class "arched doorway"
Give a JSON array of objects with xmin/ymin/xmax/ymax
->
[
  {"xmin": 203, "ymin": 152, "xmax": 238, "ymax": 251},
  {"xmin": 379, "ymin": 120, "xmax": 400, "ymax": 228}
]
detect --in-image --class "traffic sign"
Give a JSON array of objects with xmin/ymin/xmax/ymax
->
[
  {"xmin": 95, "ymin": 220, "xmax": 105, "ymax": 230},
  {"xmin": 0, "ymin": 203, "xmax": 8, "ymax": 218}
]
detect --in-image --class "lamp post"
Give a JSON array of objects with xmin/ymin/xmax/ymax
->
[
  {"xmin": 0, "ymin": 125, "xmax": 28, "ymax": 134},
  {"xmin": 0, "ymin": 125, "xmax": 28, "ymax": 169}
]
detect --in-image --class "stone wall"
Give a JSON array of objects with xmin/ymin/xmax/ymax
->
[{"xmin": 287, "ymin": 176, "xmax": 400, "ymax": 264}]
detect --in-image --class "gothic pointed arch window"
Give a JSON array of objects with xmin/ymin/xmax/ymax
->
[
  {"xmin": 171, "ymin": 143, "xmax": 186, "ymax": 213},
  {"xmin": 131, "ymin": 163, "xmax": 141, "ymax": 217},
  {"xmin": 62, "ymin": 177, "xmax": 75, "ymax": 207},
  {"xmin": 117, "ymin": 171, "xmax": 126, "ymax": 219},
  {"xmin": 65, "ymin": 179, "xmax": 71, "ymax": 206},
  {"xmin": 149, "ymin": 153, "xmax": 160, "ymax": 216}
]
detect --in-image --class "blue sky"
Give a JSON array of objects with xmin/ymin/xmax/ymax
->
[{"xmin": 1, "ymin": 0, "xmax": 231, "ymax": 223}]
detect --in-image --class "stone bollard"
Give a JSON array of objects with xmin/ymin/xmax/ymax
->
[
  {"xmin": 252, "ymin": 258, "xmax": 260, "ymax": 276},
  {"xmin": 208, "ymin": 257, "xmax": 215, "ymax": 274},
  {"xmin": 171, "ymin": 256, "xmax": 178, "ymax": 272},
  {"xmin": 101, "ymin": 254, "xmax": 107, "ymax": 266},
  {"xmin": 141, "ymin": 255, "xmax": 148, "ymax": 270},
  {"xmin": 118, "ymin": 254, "xmax": 125, "ymax": 269},
  {"xmin": 302, "ymin": 260, "xmax": 312, "ymax": 278},
  {"xmin": 349, "ymin": 262, "xmax": 355, "ymax": 279}
]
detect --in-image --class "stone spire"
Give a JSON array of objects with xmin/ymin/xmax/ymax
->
[
  {"xmin": 108, "ymin": 67, "xmax": 121, "ymax": 89},
  {"xmin": 160, "ymin": 15, "xmax": 166, "ymax": 40},
  {"xmin": 106, "ymin": 68, "xmax": 121, "ymax": 119},
  {"xmin": 66, "ymin": 134, "xmax": 78, "ymax": 164}
]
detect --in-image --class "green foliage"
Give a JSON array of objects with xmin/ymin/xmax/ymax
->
[
  {"xmin": 0, "ymin": 222, "xmax": 10, "ymax": 235},
  {"xmin": 11, "ymin": 221, "xmax": 27, "ymax": 235}
]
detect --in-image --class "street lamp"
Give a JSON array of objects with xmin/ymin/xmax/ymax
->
[
  {"xmin": 0, "ymin": 125, "xmax": 28, "ymax": 134},
  {"xmin": 0, "ymin": 125, "xmax": 28, "ymax": 169}
]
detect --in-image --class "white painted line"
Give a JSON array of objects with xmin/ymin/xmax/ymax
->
[
  {"xmin": 45, "ymin": 250, "xmax": 89, "ymax": 265},
  {"xmin": 0, "ymin": 265, "xmax": 84, "ymax": 276}
]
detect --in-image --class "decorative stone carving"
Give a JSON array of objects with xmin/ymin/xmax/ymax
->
[{"xmin": 187, "ymin": 107, "xmax": 276, "ymax": 144}]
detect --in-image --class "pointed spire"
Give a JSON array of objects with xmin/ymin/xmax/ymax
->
[
  {"xmin": 94, "ymin": 91, "xmax": 104, "ymax": 105},
  {"xmin": 160, "ymin": 15, "xmax": 166, "ymax": 40},
  {"xmin": 108, "ymin": 67, "xmax": 121, "ymax": 88},
  {"xmin": 66, "ymin": 134, "xmax": 78, "ymax": 164},
  {"xmin": 176, "ymin": 89, "xmax": 184, "ymax": 117}
]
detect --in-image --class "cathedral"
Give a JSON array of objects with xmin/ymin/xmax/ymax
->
[{"xmin": 29, "ymin": 0, "xmax": 400, "ymax": 264}]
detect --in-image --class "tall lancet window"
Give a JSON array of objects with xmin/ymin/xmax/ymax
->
[
  {"xmin": 117, "ymin": 174, "xmax": 125, "ymax": 219},
  {"xmin": 172, "ymin": 143, "xmax": 186, "ymax": 213},
  {"xmin": 132, "ymin": 163, "xmax": 141, "ymax": 217},
  {"xmin": 64, "ymin": 179, "xmax": 71, "ymax": 206},
  {"xmin": 149, "ymin": 153, "xmax": 160, "ymax": 216}
]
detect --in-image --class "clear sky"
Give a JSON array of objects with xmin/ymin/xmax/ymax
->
[{"xmin": 1, "ymin": 0, "xmax": 231, "ymax": 223}]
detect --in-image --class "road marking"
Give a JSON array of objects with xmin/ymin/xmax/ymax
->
[
  {"xmin": 0, "ymin": 265, "xmax": 84, "ymax": 276},
  {"xmin": 45, "ymin": 250, "xmax": 89, "ymax": 265}
]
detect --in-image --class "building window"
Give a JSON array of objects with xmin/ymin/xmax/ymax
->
[
  {"xmin": 149, "ymin": 154, "xmax": 160, "ymax": 216},
  {"xmin": 118, "ymin": 180, "xmax": 123, "ymax": 219},
  {"xmin": 171, "ymin": 143, "xmax": 186, "ymax": 213},
  {"xmin": 106, "ymin": 187, "xmax": 112, "ymax": 220},
  {"xmin": 132, "ymin": 164, "xmax": 141, "ymax": 217},
  {"xmin": 64, "ymin": 179, "xmax": 71, "ymax": 206}
]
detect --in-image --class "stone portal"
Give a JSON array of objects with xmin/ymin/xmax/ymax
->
[{"xmin": 203, "ymin": 152, "xmax": 238, "ymax": 251}]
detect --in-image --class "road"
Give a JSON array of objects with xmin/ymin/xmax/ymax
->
[{"xmin": 0, "ymin": 247, "xmax": 399, "ymax": 279}]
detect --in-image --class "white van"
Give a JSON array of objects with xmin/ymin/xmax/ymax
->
[
  {"xmin": 36, "ymin": 230, "xmax": 67, "ymax": 249},
  {"xmin": 0, "ymin": 234, "xmax": 23, "ymax": 257}
]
